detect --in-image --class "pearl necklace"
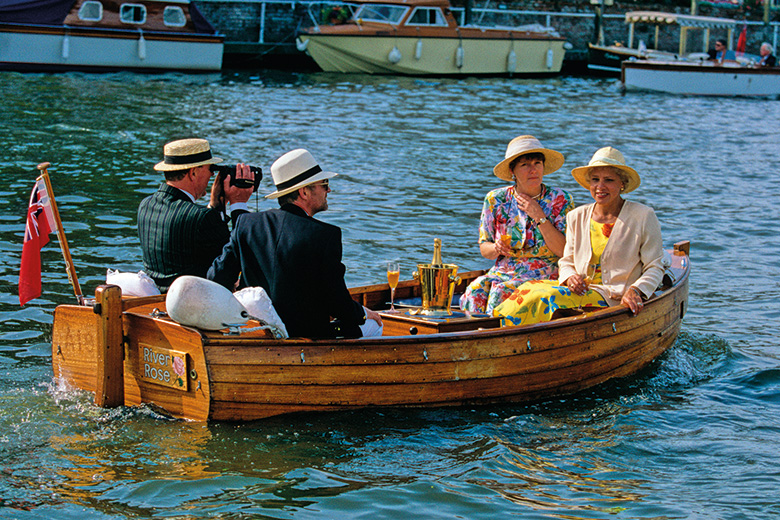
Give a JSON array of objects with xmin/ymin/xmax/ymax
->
[{"xmin": 514, "ymin": 185, "xmax": 544, "ymax": 201}]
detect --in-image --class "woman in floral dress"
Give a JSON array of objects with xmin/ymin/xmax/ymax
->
[
  {"xmin": 459, "ymin": 135, "xmax": 575, "ymax": 315},
  {"xmin": 494, "ymin": 146, "xmax": 664, "ymax": 325}
]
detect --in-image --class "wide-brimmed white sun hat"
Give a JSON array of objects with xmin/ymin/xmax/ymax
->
[
  {"xmin": 493, "ymin": 135, "xmax": 565, "ymax": 182},
  {"xmin": 154, "ymin": 138, "xmax": 222, "ymax": 171},
  {"xmin": 571, "ymin": 146, "xmax": 641, "ymax": 194},
  {"xmin": 266, "ymin": 149, "xmax": 338, "ymax": 199}
]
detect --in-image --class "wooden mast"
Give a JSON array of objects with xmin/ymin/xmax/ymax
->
[{"xmin": 36, "ymin": 162, "xmax": 83, "ymax": 305}]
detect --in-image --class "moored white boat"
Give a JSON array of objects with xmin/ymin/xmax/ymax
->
[
  {"xmin": 621, "ymin": 59, "xmax": 780, "ymax": 97},
  {"xmin": 0, "ymin": 0, "xmax": 223, "ymax": 72},
  {"xmin": 588, "ymin": 11, "xmax": 738, "ymax": 76},
  {"xmin": 296, "ymin": 0, "xmax": 566, "ymax": 76}
]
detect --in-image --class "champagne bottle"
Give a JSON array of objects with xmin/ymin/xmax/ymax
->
[{"xmin": 432, "ymin": 238, "xmax": 443, "ymax": 268}]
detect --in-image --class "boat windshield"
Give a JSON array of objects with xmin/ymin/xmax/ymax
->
[
  {"xmin": 406, "ymin": 7, "xmax": 447, "ymax": 26},
  {"xmin": 353, "ymin": 4, "xmax": 408, "ymax": 25}
]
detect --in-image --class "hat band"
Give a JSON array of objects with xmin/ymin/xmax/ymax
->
[
  {"xmin": 164, "ymin": 149, "xmax": 212, "ymax": 165},
  {"xmin": 276, "ymin": 165, "xmax": 322, "ymax": 191}
]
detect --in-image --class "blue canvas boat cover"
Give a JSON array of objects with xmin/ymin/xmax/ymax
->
[{"xmin": 0, "ymin": 0, "xmax": 76, "ymax": 25}]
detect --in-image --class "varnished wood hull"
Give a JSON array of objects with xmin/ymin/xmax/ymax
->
[{"xmin": 52, "ymin": 245, "xmax": 690, "ymax": 421}]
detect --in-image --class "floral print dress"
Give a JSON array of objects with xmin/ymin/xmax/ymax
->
[
  {"xmin": 494, "ymin": 219, "xmax": 613, "ymax": 326},
  {"xmin": 459, "ymin": 184, "xmax": 574, "ymax": 314}
]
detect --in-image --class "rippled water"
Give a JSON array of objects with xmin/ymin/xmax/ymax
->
[{"xmin": 1, "ymin": 70, "xmax": 779, "ymax": 519}]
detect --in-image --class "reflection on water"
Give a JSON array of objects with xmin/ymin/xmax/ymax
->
[{"xmin": 1, "ymin": 70, "xmax": 779, "ymax": 518}]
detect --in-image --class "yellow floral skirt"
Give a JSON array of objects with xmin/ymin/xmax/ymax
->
[{"xmin": 493, "ymin": 280, "xmax": 608, "ymax": 326}]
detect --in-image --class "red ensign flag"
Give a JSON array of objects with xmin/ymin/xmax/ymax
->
[
  {"xmin": 736, "ymin": 23, "xmax": 747, "ymax": 55},
  {"xmin": 19, "ymin": 179, "xmax": 58, "ymax": 306}
]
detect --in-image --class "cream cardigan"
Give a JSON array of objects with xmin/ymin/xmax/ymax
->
[{"xmin": 558, "ymin": 200, "xmax": 664, "ymax": 306}]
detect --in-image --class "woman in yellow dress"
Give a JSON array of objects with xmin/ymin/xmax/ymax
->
[{"xmin": 494, "ymin": 146, "xmax": 664, "ymax": 326}]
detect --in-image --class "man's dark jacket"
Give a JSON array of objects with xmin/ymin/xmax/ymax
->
[
  {"xmin": 138, "ymin": 183, "xmax": 238, "ymax": 291},
  {"xmin": 207, "ymin": 204, "xmax": 365, "ymax": 339}
]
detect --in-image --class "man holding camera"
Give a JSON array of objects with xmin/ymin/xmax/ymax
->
[{"xmin": 138, "ymin": 138, "xmax": 257, "ymax": 292}]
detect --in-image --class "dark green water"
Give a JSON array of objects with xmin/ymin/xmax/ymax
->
[{"xmin": 1, "ymin": 70, "xmax": 778, "ymax": 519}]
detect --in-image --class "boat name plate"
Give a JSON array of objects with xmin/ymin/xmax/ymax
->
[{"xmin": 139, "ymin": 343, "xmax": 189, "ymax": 391}]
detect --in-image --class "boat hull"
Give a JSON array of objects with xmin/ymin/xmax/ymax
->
[
  {"xmin": 587, "ymin": 43, "xmax": 677, "ymax": 76},
  {"xmin": 51, "ymin": 244, "xmax": 690, "ymax": 421},
  {"xmin": 622, "ymin": 60, "xmax": 780, "ymax": 97},
  {"xmin": 299, "ymin": 34, "xmax": 565, "ymax": 76},
  {"xmin": 0, "ymin": 24, "xmax": 223, "ymax": 72}
]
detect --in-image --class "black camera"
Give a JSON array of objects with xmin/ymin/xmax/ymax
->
[{"xmin": 211, "ymin": 164, "xmax": 263, "ymax": 192}]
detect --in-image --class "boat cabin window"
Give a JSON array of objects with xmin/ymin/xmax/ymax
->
[
  {"xmin": 163, "ymin": 6, "xmax": 186, "ymax": 27},
  {"xmin": 78, "ymin": 1, "xmax": 103, "ymax": 21},
  {"xmin": 406, "ymin": 7, "xmax": 447, "ymax": 26},
  {"xmin": 353, "ymin": 4, "xmax": 408, "ymax": 25},
  {"xmin": 120, "ymin": 3, "xmax": 147, "ymax": 24}
]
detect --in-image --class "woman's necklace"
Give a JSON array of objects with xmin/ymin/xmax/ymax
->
[{"xmin": 514, "ymin": 185, "xmax": 544, "ymax": 201}]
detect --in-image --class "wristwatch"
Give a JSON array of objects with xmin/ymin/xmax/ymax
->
[{"xmin": 536, "ymin": 217, "xmax": 548, "ymax": 225}]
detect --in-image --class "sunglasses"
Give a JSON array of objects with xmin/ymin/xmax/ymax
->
[{"xmin": 309, "ymin": 180, "xmax": 329, "ymax": 188}]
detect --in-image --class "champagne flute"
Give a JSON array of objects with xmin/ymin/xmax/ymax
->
[
  {"xmin": 387, "ymin": 261, "xmax": 400, "ymax": 311},
  {"xmin": 578, "ymin": 263, "xmax": 597, "ymax": 310}
]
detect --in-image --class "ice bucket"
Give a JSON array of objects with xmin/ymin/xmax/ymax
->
[{"xmin": 413, "ymin": 238, "xmax": 461, "ymax": 316}]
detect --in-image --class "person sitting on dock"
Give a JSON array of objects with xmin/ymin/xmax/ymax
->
[
  {"xmin": 207, "ymin": 148, "xmax": 383, "ymax": 339},
  {"xmin": 459, "ymin": 135, "xmax": 575, "ymax": 316},
  {"xmin": 138, "ymin": 138, "xmax": 255, "ymax": 292},
  {"xmin": 756, "ymin": 42, "xmax": 777, "ymax": 67},
  {"xmin": 493, "ymin": 147, "xmax": 664, "ymax": 326}
]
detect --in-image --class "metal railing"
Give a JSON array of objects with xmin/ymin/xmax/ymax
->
[{"xmin": 200, "ymin": 0, "xmax": 779, "ymax": 51}]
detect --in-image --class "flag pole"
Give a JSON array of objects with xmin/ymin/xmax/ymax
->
[{"xmin": 37, "ymin": 162, "xmax": 84, "ymax": 305}]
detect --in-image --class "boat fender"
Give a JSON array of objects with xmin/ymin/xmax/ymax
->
[
  {"xmin": 388, "ymin": 46, "xmax": 402, "ymax": 64},
  {"xmin": 138, "ymin": 31, "xmax": 146, "ymax": 60},
  {"xmin": 166, "ymin": 276, "xmax": 248, "ymax": 331},
  {"xmin": 415, "ymin": 38, "xmax": 423, "ymax": 60},
  {"xmin": 62, "ymin": 34, "xmax": 69, "ymax": 59},
  {"xmin": 507, "ymin": 49, "xmax": 517, "ymax": 73},
  {"xmin": 233, "ymin": 286, "xmax": 289, "ymax": 339},
  {"xmin": 546, "ymin": 48, "xmax": 554, "ymax": 70},
  {"xmin": 455, "ymin": 45, "xmax": 464, "ymax": 69},
  {"xmin": 105, "ymin": 269, "xmax": 160, "ymax": 297},
  {"xmin": 296, "ymin": 37, "xmax": 309, "ymax": 52}
]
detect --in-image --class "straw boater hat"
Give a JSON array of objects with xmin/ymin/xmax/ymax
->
[
  {"xmin": 266, "ymin": 149, "xmax": 338, "ymax": 199},
  {"xmin": 154, "ymin": 138, "xmax": 222, "ymax": 171},
  {"xmin": 493, "ymin": 135, "xmax": 565, "ymax": 182},
  {"xmin": 571, "ymin": 146, "xmax": 641, "ymax": 194}
]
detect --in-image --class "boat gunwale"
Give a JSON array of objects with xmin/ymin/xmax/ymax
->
[
  {"xmin": 622, "ymin": 59, "xmax": 780, "ymax": 76},
  {"xmin": 0, "ymin": 21, "xmax": 223, "ymax": 41},
  {"xmin": 303, "ymin": 30, "xmax": 565, "ymax": 41},
  {"xmin": 147, "ymin": 247, "xmax": 690, "ymax": 349}
]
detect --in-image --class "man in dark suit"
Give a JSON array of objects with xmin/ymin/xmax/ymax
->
[
  {"xmin": 208, "ymin": 148, "xmax": 382, "ymax": 339},
  {"xmin": 138, "ymin": 138, "xmax": 254, "ymax": 291}
]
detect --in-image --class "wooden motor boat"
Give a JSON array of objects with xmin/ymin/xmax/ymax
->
[
  {"xmin": 51, "ymin": 241, "xmax": 690, "ymax": 422},
  {"xmin": 295, "ymin": 0, "xmax": 566, "ymax": 76},
  {"xmin": 588, "ymin": 11, "xmax": 738, "ymax": 76},
  {"xmin": 0, "ymin": 0, "xmax": 223, "ymax": 72},
  {"xmin": 621, "ymin": 59, "xmax": 780, "ymax": 97}
]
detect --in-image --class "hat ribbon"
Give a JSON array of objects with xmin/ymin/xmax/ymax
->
[
  {"xmin": 276, "ymin": 164, "xmax": 322, "ymax": 191},
  {"xmin": 591, "ymin": 157, "xmax": 623, "ymax": 167},
  {"xmin": 164, "ymin": 149, "xmax": 213, "ymax": 165}
]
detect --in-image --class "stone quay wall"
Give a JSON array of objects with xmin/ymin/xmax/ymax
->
[{"xmin": 193, "ymin": 0, "xmax": 780, "ymax": 69}]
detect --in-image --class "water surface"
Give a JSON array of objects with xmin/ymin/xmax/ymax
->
[{"xmin": 0, "ymin": 70, "xmax": 778, "ymax": 519}]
